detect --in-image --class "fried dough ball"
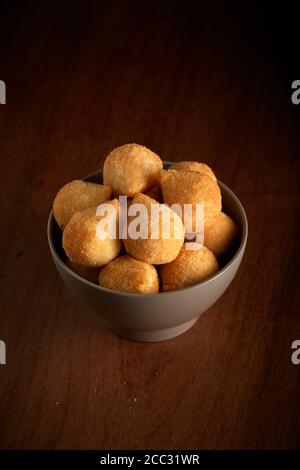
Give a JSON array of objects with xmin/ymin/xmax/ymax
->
[
  {"xmin": 62, "ymin": 199, "xmax": 122, "ymax": 267},
  {"xmin": 160, "ymin": 246, "xmax": 219, "ymax": 292},
  {"xmin": 66, "ymin": 259, "xmax": 100, "ymax": 284},
  {"xmin": 99, "ymin": 255, "xmax": 159, "ymax": 294},
  {"xmin": 124, "ymin": 193, "xmax": 184, "ymax": 265},
  {"xmin": 170, "ymin": 161, "xmax": 217, "ymax": 182},
  {"xmin": 204, "ymin": 212, "xmax": 239, "ymax": 258},
  {"xmin": 159, "ymin": 169, "xmax": 222, "ymax": 231},
  {"xmin": 53, "ymin": 180, "xmax": 112, "ymax": 229},
  {"xmin": 103, "ymin": 143, "xmax": 163, "ymax": 196}
]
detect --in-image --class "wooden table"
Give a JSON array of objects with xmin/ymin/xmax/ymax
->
[{"xmin": 0, "ymin": 1, "xmax": 299, "ymax": 450}]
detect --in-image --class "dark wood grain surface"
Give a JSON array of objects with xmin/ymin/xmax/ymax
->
[{"xmin": 0, "ymin": 1, "xmax": 300, "ymax": 450}]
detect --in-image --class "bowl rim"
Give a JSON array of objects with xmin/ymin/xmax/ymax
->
[{"xmin": 47, "ymin": 167, "xmax": 248, "ymax": 298}]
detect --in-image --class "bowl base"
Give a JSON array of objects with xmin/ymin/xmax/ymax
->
[{"xmin": 105, "ymin": 317, "xmax": 199, "ymax": 342}]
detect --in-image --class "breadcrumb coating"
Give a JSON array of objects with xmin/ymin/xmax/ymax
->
[
  {"xmin": 160, "ymin": 246, "xmax": 219, "ymax": 291},
  {"xmin": 170, "ymin": 161, "xmax": 217, "ymax": 182},
  {"xmin": 124, "ymin": 193, "xmax": 184, "ymax": 264},
  {"xmin": 159, "ymin": 169, "xmax": 222, "ymax": 231},
  {"xmin": 99, "ymin": 255, "xmax": 159, "ymax": 294},
  {"xmin": 53, "ymin": 180, "xmax": 112, "ymax": 229},
  {"xmin": 62, "ymin": 199, "xmax": 122, "ymax": 267},
  {"xmin": 204, "ymin": 212, "xmax": 239, "ymax": 258},
  {"xmin": 103, "ymin": 143, "xmax": 163, "ymax": 196}
]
